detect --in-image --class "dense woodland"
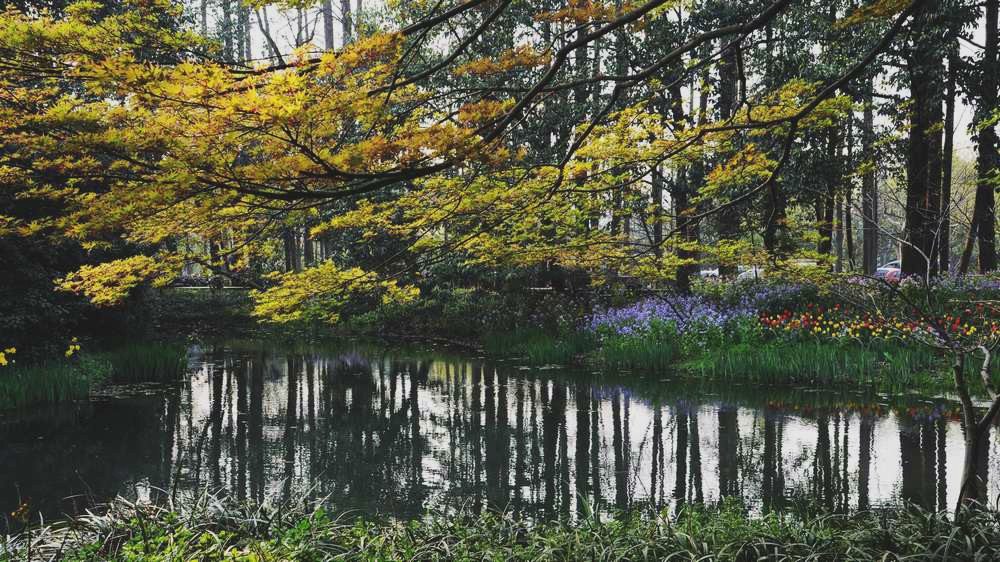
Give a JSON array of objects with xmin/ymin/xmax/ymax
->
[{"xmin": 0, "ymin": 0, "xmax": 996, "ymax": 338}]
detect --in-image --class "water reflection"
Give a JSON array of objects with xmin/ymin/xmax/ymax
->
[{"xmin": 3, "ymin": 341, "xmax": 1000, "ymax": 528}]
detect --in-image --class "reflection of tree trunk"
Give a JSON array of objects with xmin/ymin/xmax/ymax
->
[
  {"xmin": 513, "ymin": 379, "xmax": 526, "ymax": 515},
  {"xmin": 209, "ymin": 364, "xmax": 223, "ymax": 490},
  {"xmin": 690, "ymin": 409, "xmax": 703, "ymax": 503},
  {"xmin": 652, "ymin": 406, "xmax": 663, "ymax": 507},
  {"xmin": 485, "ymin": 368, "xmax": 497, "ymax": 504},
  {"xmin": 899, "ymin": 417, "xmax": 923, "ymax": 506},
  {"xmin": 558, "ymin": 385, "xmax": 570, "ymax": 519},
  {"xmin": 249, "ymin": 357, "xmax": 265, "ymax": 502},
  {"xmin": 815, "ymin": 414, "xmax": 832, "ymax": 510},
  {"xmin": 718, "ymin": 406, "xmax": 739, "ymax": 498},
  {"xmin": 282, "ymin": 358, "xmax": 298, "ymax": 501},
  {"xmin": 612, "ymin": 391, "xmax": 627, "ymax": 511},
  {"xmin": 306, "ymin": 359, "xmax": 316, "ymax": 500},
  {"xmin": 497, "ymin": 371, "xmax": 509, "ymax": 507},
  {"xmin": 762, "ymin": 413, "xmax": 778, "ymax": 512},
  {"xmin": 921, "ymin": 420, "xmax": 937, "ymax": 510},
  {"xmin": 235, "ymin": 360, "xmax": 248, "ymax": 501},
  {"xmin": 590, "ymin": 388, "xmax": 602, "ymax": 510},
  {"xmin": 858, "ymin": 413, "xmax": 873, "ymax": 510},
  {"xmin": 472, "ymin": 366, "xmax": 483, "ymax": 513},
  {"xmin": 575, "ymin": 383, "xmax": 591, "ymax": 516},
  {"xmin": 937, "ymin": 418, "xmax": 947, "ymax": 511},
  {"xmin": 410, "ymin": 362, "xmax": 423, "ymax": 502},
  {"xmin": 542, "ymin": 382, "xmax": 556, "ymax": 516},
  {"xmin": 673, "ymin": 406, "xmax": 688, "ymax": 506}
]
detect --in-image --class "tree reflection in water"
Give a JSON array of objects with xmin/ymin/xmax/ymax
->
[{"xmin": 3, "ymin": 341, "xmax": 1000, "ymax": 528}]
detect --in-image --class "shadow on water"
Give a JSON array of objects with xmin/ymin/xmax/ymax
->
[{"xmin": 2, "ymin": 338, "xmax": 999, "ymax": 530}]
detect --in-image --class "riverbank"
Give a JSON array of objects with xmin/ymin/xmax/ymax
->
[{"xmin": 5, "ymin": 496, "xmax": 1000, "ymax": 561}]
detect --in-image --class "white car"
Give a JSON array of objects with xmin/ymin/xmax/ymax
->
[{"xmin": 874, "ymin": 260, "xmax": 901, "ymax": 281}]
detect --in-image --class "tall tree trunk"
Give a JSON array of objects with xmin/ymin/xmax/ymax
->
[
  {"xmin": 222, "ymin": 0, "xmax": 233, "ymax": 61},
  {"xmin": 974, "ymin": 0, "xmax": 999, "ymax": 273},
  {"xmin": 240, "ymin": 6, "xmax": 251, "ymax": 62},
  {"xmin": 322, "ymin": 0, "xmax": 335, "ymax": 50},
  {"xmin": 341, "ymin": 0, "xmax": 353, "ymax": 46},
  {"xmin": 845, "ymin": 117, "xmax": 856, "ymax": 270},
  {"xmin": 651, "ymin": 166, "xmax": 664, "ymax": 255},
  {"xmin": 200, "ymin": 0, "xmax": 208, "ymax": 37},
  {"xmin": 716, "ymin": 44, "xmax": 739, "ymax": 277},
  {"xmin": 928, "ymin": 83, "xmax": 944, "ymax": 277},
  {"xmin": 902, "ymin": 10, "xmax": 940, "ymax": 278},
  {"xmin": 941, "ymin": 44, "xmax": 957, "ymax": 274},
  {"xmin": 669, "ymin": 79, "xmax": 697, "ymax": 293},
  {"xmin": 862, "ymin": 86, "xmax": 879, "ymax": 275}
]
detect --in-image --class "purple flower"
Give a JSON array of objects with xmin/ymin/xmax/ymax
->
[{"xmin": 587, "ymin": 295, "xmax": 754, "ymax": 336}]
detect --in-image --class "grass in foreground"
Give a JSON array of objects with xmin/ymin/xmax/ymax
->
[{"xmin": 5, "ymin": 497, "xmax": 1000, "ymax": 561}]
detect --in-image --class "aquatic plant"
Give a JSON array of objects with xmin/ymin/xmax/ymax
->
[
  {"xmin": 483, "ymin": 328, "xmax": 594, "ymax": 365},
  {"xmin": 101, "ymin": 342, "xmax": 188, "ymax": 383},
  {"xmin": 0, "ymin": 357, "xmax": 110, "ymax": 410},
  {"xmin": 682, "ymin": 341, "xmax": 954, "ymax": 393}
]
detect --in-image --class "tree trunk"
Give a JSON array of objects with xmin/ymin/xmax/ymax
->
[
  {"xmin": 341, "ymin": 0, "xmax": 353, "ymax": 46},
  {"xmin": 322, "ymin": 0, "xmax": 335, "ymax": 50},
  {"xmin": 953, "ymin": 351, "xmax": 1000, "ymax": 514},
  {"xmin": 716, "ymin": 43, "xmax": 739, "ymax": 277},
  {"xmin": 974, "ymin": 0, "xmax": 999, "ymax": 273},
  {"xmin": 862, "ymin": 87, "xmax": 879, "ymax": 275},
  {"xmin": 901, "ymin": 12, "xmax": 940, "ymax": 278},
  {"xmin": 941, "ymin": 44, "xmax": 957, "ymax": 274},
  {"xmin": 668, "ymin": 79, "xmax": 697, "ymax": 293},
  {"xmin": 222, "ymin": 0, "xmax": 233, "ymax": 62}
]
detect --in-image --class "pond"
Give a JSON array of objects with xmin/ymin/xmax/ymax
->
[{"xmin": 2, "ymin": 339, "xmax": 999, "ymax": 529}]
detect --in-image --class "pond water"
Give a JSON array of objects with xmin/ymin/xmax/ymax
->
[{"xmin": 3, "ymin": 339, "xmax": 999, "ymax": 529}]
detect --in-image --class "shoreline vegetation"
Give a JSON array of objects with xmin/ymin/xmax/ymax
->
[
  {"xmin": 5, "ymin": 495, "xmax": 1000, "ymax": 561},
  {"xmin": 0, "ymin": 343, "xmax": 187, "ymax": 412},
  {"xmin": 9, "ymin": 275, "xmax": 1000, "ymax": 411}
]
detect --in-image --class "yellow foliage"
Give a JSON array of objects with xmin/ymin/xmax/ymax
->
[
  {"xmin": 57, "ymin": 255, "xmax": 178, "ymax": 306},
  {"xmin": 251, "ymin": 261, "xmax": 419, "ymax": 324}
]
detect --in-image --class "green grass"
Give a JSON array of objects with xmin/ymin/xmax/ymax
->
[
  {"xmin": 596, "ymin": 331, "xmax": 681, "ymax": 370},
  {"xmin": 6, "ymin": 496, "xmax": 1000, "ymax": 561},
  {"xmin": 100, "ymin": 342, "xmax": 188, "ymax": 383},
  {"xmin": 682, "ymin": 341, "xmax": 955, "ymax": 393},
  {"xmin": 0, "ymin": 357, "xmax": 110, "ymax": 411},
  {"xmin": 483, "ymin": 328, "xmax": 595, "ymax": 365}
]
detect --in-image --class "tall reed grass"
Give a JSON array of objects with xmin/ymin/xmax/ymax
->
[
  {"xmin": 0, "ymin": 358, "xmax": 109, "ymax": 411},
  {"xmin": 683, "ymin": 341, "xmax": 952, "ymax": 393},
  {"xmin": 101, "ymin": 342, "xmax": 188, "ymax": 383},
  {"xmin": 483, "ymin": 328, "xmax": 594, "ymax": 365}
]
